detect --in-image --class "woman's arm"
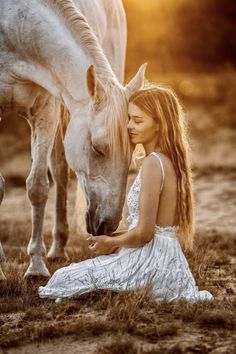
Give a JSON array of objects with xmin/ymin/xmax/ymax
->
[
  {"xmin": 89, "ymin": 155, "xmax": 163, "ymax": 252},
  {"xmin": 111, "ymin": 230, "xmax": 127, "ymax": 236}
]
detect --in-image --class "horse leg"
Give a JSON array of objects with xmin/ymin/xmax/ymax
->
[
  {"xmin": 0, "ymin": 174, "xmax": 6, "ymax": 281},
  {"xmin": 47, "ymin": 106, "xmax": 69, "ymax": 260},
  {"xmin": 24, "ymin": 96, "xmax": 60, "ymax": 279},
  {"xmin": 0, "ymin": 243, "xmax": 5, "ymax": 281}
]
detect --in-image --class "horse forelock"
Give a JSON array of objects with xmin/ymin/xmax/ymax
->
[{"xmin": 103, "ymin": 82, "xmax": 131, "ymax": 163}]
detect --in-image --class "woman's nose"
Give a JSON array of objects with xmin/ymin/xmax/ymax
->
[{"xmin": 127, "ymin": 119, "xmax": 133, "ymax": 130}]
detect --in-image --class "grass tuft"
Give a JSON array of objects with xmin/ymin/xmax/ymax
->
[{"xmin": 197, "ymin": 309, "xmax": 236, "ymax": 330}]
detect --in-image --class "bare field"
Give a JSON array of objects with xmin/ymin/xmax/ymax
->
[
  {"xmin": 0, "ymin": 83, "xmax": 236, "ymax": 352},
  {"xmin": 0, "ymin": 168, "xmax": 236, "ymax": 353}
]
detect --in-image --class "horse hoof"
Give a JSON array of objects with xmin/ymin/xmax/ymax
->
[
  {"xmin": 24, "ymin": 267, "xmax": 50, "ymax": 278},
  {"xmin": 24, "ymin": 255, "xmax": 51, "ymax": 280},
  {"xmin": 23, "ymin": 274, "xmax": 50, "ymax": 286},
  {"xmin": 24, "ymin": 266, "xmax": 51, "ymax": 282},
  {"xmin": 47, "ymin": 247, "xmax": 68, "ymax": 262}
]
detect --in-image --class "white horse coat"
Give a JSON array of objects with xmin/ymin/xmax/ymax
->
[{"xmin": 0, "ymin": 0, "xmax": 146, "ymax": 279}]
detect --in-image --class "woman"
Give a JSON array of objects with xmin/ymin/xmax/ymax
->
[{"xmin": 38, "ymin": 86, "xmax": 214, "ymax": 303}]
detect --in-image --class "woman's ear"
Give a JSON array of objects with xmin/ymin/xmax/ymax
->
[{"xmin": 156, "ymin": 123, "xmax": 160, "ymax": 132}]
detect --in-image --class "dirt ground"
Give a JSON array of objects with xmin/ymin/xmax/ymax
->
[{"xmin": 0, "ymin": 100, "xmax": 236, "ymax": 353}]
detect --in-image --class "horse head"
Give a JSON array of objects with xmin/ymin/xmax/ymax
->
[{"xmin": 65, "ymin": 63, "xmax": 147, "ymax": 235}]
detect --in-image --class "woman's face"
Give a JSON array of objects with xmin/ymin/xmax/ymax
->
[{"xmin": 127, "ymin": 102, "xmax": 159, "ymax": 145}]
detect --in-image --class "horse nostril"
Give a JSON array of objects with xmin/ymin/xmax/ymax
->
[
  {"xmin": 86, "ymin": 212, "xmax": 93, "ymax": 234},
  {"xmin": 96, "ymin": 221, "xmax": 106, "ymax": 235}
]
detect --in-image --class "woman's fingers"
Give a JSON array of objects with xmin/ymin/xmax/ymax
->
[
  {"xmin": 87, "ymin": 236, "xmax": 98, "ymax": 248},
  {"xmin": 89, "ymin": 242, "xmax": 97, "ymax": 250},
  {"xmin": 87, "ymin": 236, "xmax": 112, "ymax": 256}
]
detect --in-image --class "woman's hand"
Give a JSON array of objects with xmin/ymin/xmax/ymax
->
[{"xmin": 87, "ymin": 235, "xmax": 120, "ymax": 256}]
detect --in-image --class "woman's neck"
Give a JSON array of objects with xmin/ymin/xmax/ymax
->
[{"xmin": 143, "ymin": 142, "xmax": 163, "ymax": 156}]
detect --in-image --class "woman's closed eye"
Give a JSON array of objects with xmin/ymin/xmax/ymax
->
[{"xmin": 128, "ymin": 115, "xmax": 143, "ymax": 124}]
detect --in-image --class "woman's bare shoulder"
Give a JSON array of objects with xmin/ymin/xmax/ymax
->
[
  {"xmin": 141, "ymin": 154, "xmax": 163, "ymax": 181},
  {"xmin": 156, "ymin": 152, "xmax": 176, "ymax": 174},
  {"xmin": 142, "ymin": 152, "xmax": 176, "ymax": 181}
]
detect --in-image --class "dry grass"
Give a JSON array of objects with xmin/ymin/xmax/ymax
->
[
  {"xmin": 0, "ymin": 183, "xmax": 236, "ymax": 352},
  {"xmin": 197, "ymin": 309, "xmax": 235, "ymax": 330},
  {"xmin": 95, "ymin": 336, "xmax": 142, "ymax": 354},
  {"xmin": 0, "ymin": 72, "xmax": 236, "ymax": 352},
  {"xmin": 0, "ymin": 269, "xmax": 235, "ymax": 349},
  {"xmin": 0, "ymin": 314, "xmax": 114, "ymax": 348}
]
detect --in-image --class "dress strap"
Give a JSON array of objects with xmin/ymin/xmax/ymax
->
[{"xmin": 150, "ymin": 152, "xmax": 165, "ymax": 191}]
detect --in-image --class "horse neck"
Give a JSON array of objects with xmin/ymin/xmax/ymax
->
[
  {"xmin": 50, "ymin": 0, "xmax": 117, "ymax": 79},
  {"xmin": 8, "ymin": 0, "xmax": 118, "ymax": 113}
]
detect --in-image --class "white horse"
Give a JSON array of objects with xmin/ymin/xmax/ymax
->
[{"xmin": 0, "ymin": 0, "xmax": 146, "ymax": 280}]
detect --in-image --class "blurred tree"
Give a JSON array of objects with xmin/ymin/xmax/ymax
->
[{"xmin": 123, "ymin": 0, "xmax": 236, "ymax": 75}]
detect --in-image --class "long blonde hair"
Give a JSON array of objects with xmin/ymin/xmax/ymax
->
[{"xmin": 129, "ymin": 86, "xmax": 194, "ymax": 250}]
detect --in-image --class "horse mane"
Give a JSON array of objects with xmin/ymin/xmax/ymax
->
[
  {"xmin": 51, "ymin": 0, "xmax": 115, "ymax": 80},
  {"xmin": 103, "ymin": 82, "xmax": 131, "ymax": 162},
  {"xmin": 51, "ymin": 0, "xmax": 131, "ymax": 161}
]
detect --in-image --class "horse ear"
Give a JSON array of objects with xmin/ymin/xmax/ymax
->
[
  {"xmin": 87, "ymin": 65, "xmax": 104, "ymax": 103},
  {"xmin": 87, "ymin": 65, "xmax": 96, "ymax": 97},
  {"xmin": 125, "ymin": 63, "xmax": 147, "ymax": 98}
]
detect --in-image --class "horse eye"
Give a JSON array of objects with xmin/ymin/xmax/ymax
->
[{"xmin": 91, "ymin": 145, "xmax": 105, "ymax": 157}]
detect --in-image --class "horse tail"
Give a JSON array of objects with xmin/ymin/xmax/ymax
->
[
  {"xmin": 59, "ymin": 104, "xmax": 88, "ymax": 235},
  {"xmin": 74, "ymin": 179, "xmax": 88, "ymax": 235},
  {"xmin": 59, "ymin": 103, "xmax": 70, "ymax": 142},
  {"xmin": 0, "ymin": 174, "xmax": 4, "ymax": 205},
  {"xmin": 0, "ymin": 175, "xmax": 6, "ymax": 264}
]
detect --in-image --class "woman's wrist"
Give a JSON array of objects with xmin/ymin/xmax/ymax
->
[
  {"xmin": 109, "ymin": 235, "xmax": 122, "ymax": 248},
  {"xmin": 108, "ymin": 227, "xmax": 147, "ymax": 249},
  {"xmin": 111, "ymin": 230, "xmax": 127, "ymax": 237}
]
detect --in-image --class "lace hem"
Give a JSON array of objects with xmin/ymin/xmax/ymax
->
[
  {"xmin": 155, "ymin": 225, "xmax": 177, "ymax": 232},
  {"xmin": 127, "ymin": 216, "xmax": 177, "ymax": 233}
]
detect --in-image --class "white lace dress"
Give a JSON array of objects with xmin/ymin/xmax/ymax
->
[{"xmin": 38, "ymin": 152, "xmax": 213, "ymax": 303}]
